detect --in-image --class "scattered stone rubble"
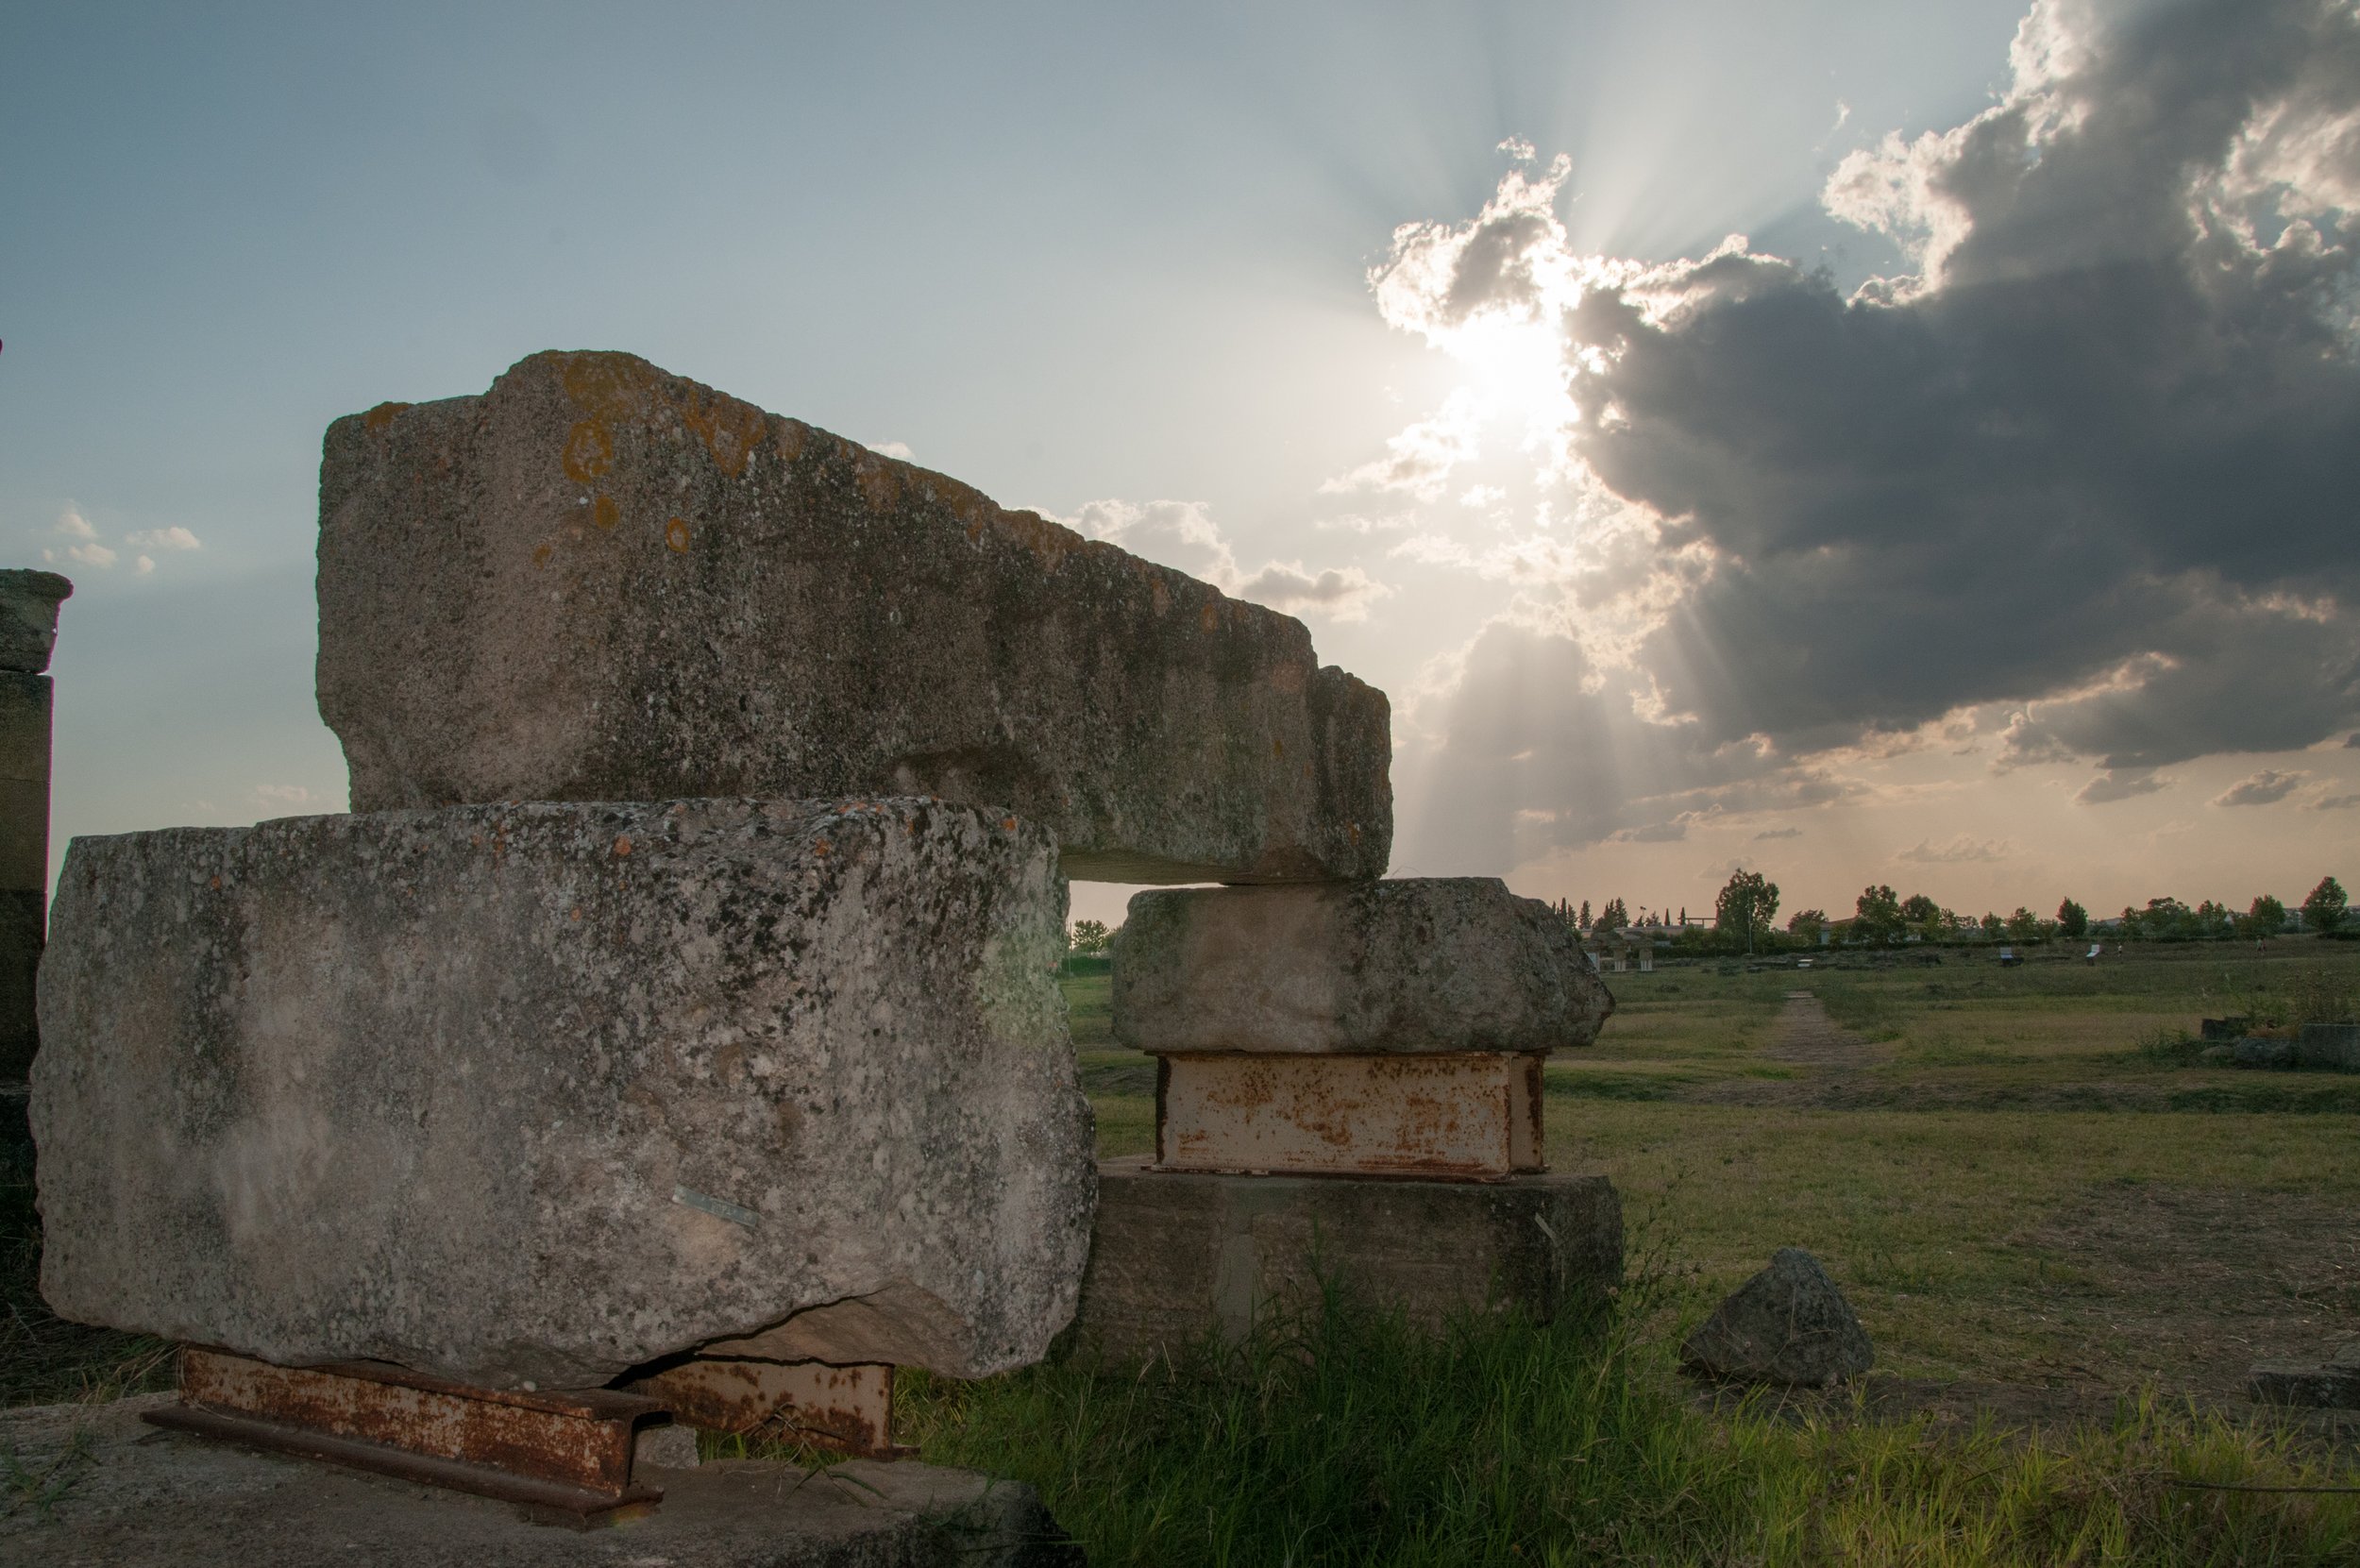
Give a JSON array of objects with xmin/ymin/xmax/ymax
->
[
  {"xmin": 1680, "ymin": 1248, "xmax": 1875, "ymax": 1388},
  {"xmin": 2249, "ymin": 1340, "xmax": 2360, "ymax": 1409},
  {"xmin": 2198, "ymin": 1018, "xmax": 2360, "ymax": 1071}
]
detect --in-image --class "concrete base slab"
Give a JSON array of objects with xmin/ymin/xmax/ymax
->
[
  {"xmin": 0, "ymin": 1395, "xmax": 1074, "ymax": 1567},
  {"xmin": 1064, "ymin": 1159, "xmax": 1622, "ymax": 1367}
]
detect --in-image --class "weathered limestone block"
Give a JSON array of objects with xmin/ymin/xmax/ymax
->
[
  {"xmin": 1065, "ymin": 1160, "xmax": 1623, "ymax": 1366},
  {"xmin": 1113, "ymin": 878, "xmax": 1613, "ymax": 1054},
  {"xmin": 0, "ymin": 568, "xmax": 68, "ymax": 1096},
  {"xmin": 1154, "ymin": 1053, "xmax": 1544, "ymax": 1178},
  {"xmin": 315, "ymin": 351, "xmax": 1391, "ymax": 885},
  {"xmin": 32, "ymin": 799, "xmax": 1094, "ymax": 1389}
]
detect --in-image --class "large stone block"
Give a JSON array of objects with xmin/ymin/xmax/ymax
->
[
  {"xmin": 1113, "ymin": 878, "xmax": 1613, "ymax": 1054},
  {"xmin": 315, "ymin": 351, "xmax": 1391, "ymax": 885},
  {"xmin": 0, "ymin": 568, "xmax": 71, "ymax": 675},
  {"xmin": 32, "ymin": 799, "xmax": 1094, "ymax": 1389},
  {"xmin": 1064, "ymin": 1159, "xmax": 1622, "ymax": 1366}
]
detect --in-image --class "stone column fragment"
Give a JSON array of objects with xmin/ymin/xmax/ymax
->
[
  {"xmin": 33, "ymin": 798, "xmax": 1094, "ymax": 1389},
  {"xmin": 0, "ymin": 568, "xmax": 70, "ymax": 1097},
  {"xmin": 315, "ymin": 351, "xmax": 1392, "ymax": 885}
]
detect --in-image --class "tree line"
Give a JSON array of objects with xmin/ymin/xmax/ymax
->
[{"xmin": 1553, "ymin": 874, "xmax": 2351, "ymax": 951}]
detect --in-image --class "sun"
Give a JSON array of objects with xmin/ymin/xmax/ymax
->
[{"xmin": 1444, "ymin": 315, "xmax": 1574, "ymax": 438}]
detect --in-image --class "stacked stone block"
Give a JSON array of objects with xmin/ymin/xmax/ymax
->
[{"xmin": 1070, "ymin": 881, "xmax": 1624, "ymax": 1362}]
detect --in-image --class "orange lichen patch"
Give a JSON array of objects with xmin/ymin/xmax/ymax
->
[
  {"xmin": 362, "ymin": 401, "xmax": 412, "ymax": 432},
  {"xmin": 592, "ymin": 494, "xmax": 619, "ymax": 531},
  {"xmin": 1272, "ymin": 738, "xmax": 1285, "ymax": 759},
  {"xmin": 1268, "ymin": 662, "xmax": 1307, "ymax": 696},
  {"xmin": 666, "ymin": 516, "xmax": 692, "ymax": 553},
  {"xmin": 1001, "ymin": 816, "xmax": 1019, "ymax": 832},
  {"xmin": 1199, "ymin": 602, "xmax": 1220, "ymax": 633},
  {"xmin": 532, "ymin": 544, "xmax": 555, "ymax": 569},
  {"xmin": 613, "ymin": 835, "xmax": 633, "ymax": 857},
  {"xmin": 560, "ymin": 352, "xmax": 659, "ymax": 422},
  {"xmin": 679, "ymin": 387, "xmax": 767, "ymax": 479},
  {"xmin": 1348, "ymin": 823, "xmax": 1362, "ymax": 844},
  {"xmin": 562, "ymin": 420, "xmax": 614, "ymax": 483},
  {"xmin": 813, "ymin": 838, "xmax": 832, "ymax": 857},
  {"xmin": 570, "ymin": 907, "xmax": 582, "ymax": 921}
]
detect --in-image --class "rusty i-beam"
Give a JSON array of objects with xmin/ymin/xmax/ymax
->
[{"xmin": 144, "ymin": 1349, "xmax": 672, "ymax": 1525}]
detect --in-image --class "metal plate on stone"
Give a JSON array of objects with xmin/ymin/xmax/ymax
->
[
  {"xmin": 632, "ymin": 1358, "xmax": 902, "ymax": 1457},
  {"xmin": 1154, "ymin": 1052, "xmax": 1543, "ymax": 1180},
  {"xmin": 147, "ymin": 1347, "xmax": 665, "ymax": 1519}
]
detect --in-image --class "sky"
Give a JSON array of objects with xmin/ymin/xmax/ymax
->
[{"xmin": 5, "ymin": 0, "xmax": 2357, "ymax": 932}]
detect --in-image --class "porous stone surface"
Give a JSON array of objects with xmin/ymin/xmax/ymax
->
[
  {"xmin": 1680, "ymin": 1248, "xmax": 1875, "ymax": 1388},
  {"xmin": 1112, "ymin": 878, "xmax": 1613, "ymax": 1054},
  {"xmin": 0, "ymin": 1395, "xmax": 1077, "ymax": 1567},
  {"xmin": 315, "ymin": 351, "xmax": 1391, "ymax": 885},
  {"xmin": 1065, "ymin": 1159, "xmax": 1623, "ymax": 1366},
  {"xmin": 2249, "ymin": 1359, "xmax": 2360, "ymax": 1408},
  {"xmin": 0, "ymin": 567, "xmax": 71, "ymax": 674},
  {"xmin": 32, "ymin": 799, "xmax": 1094, "ymax": 1388}
]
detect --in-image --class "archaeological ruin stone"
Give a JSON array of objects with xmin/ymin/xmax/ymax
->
[
  {"xmin": 32, "ymin": 798, "xmax": 1094, "ymax": 1390},
  {"xmin": 1067, "ymin": 1159, "xmax": 1623, "ymax": 1366},
  {"xmin": 1680, "ymin": 1248, "xmax": 1875, "ymax": 1388},
  {"xmin": 315, "ymin": 351, "xmax": 1391, "ymax": 885},
  {"xmin": 1112, "ymin": 878, "xmax": 1613, "ymax": 1055},
  {"xmin": 0, "ymin": 568, "xmax": 69, "ymax": 1107}
]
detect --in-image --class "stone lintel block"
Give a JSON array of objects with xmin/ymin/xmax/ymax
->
[
  {"xmin": 1064, "ymin": 1159, "xmax": 1622, "ymax": 1367},
  {"xmin": 0, "ymin": 569, "xmax": 71, "ymax": 676},
  {"xmin": 315, "ymin": 351, "xmax": 1391, "ymax": 885},
  {"xmin": 33, "ymin": 799, "xmax": 1094, "ymax": 1388},
  {"xmin": 1114, "ymin": 878, "xmax": 1613, "ymax": 1055},
  {"xmin": 1154, "ymin": 1053, "xmax": 1542, "ymax": 1179}
]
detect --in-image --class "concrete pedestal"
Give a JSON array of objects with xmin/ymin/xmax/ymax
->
[
  {"xmin": 1064, "ymin": 1158, "xmax": 1623, "ymax": 1367},
  {"xmin": 0, "ymin": 1395, "xmax": 1074, "ymax": 1567}
]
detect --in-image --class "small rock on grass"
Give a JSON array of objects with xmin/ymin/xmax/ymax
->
[{"xmin": 1681, "ymin": 1248, "xmax": 1875, "ymax": 1388}]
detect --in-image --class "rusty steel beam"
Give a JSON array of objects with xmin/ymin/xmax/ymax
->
[
  {"xmin": 143, "ymin": 1348, "xmax": 667, "ymax": 1523},
  {"xmin": 631, "ymin": 1358, "xmax": 903, "ymax": 1458},
  {"xmin": 1154, "ymin": 1052, "xmax": 1545, "ymax": 1180}
]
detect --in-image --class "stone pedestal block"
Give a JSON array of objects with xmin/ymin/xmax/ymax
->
[
  {"xmin": 1113, "ymin": 878, "xmax": 1612, "ymax": 1056},
  {"xmin": 33, "ymin": 798, "xmax": 1094, "ymax": 1388},
  {"xmin": 1154, "ymin": 1053, "xmax": 1543, "ymax": 1179},
  {"xmin": 1064, "ymin": 1159, "xmax": 1622, "ymax": 1366},
  {"xmin": 315, "ymin": 351, "xmax": 1391, "ymax": 885}
]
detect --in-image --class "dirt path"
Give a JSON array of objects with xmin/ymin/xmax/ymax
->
[{"xmin": 1686, "ymin": 990, "xmax": 1878, "ymax": 1105}]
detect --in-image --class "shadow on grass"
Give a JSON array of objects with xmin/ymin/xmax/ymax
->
[{"xmin": 887, "ymin": 1266, "xmax": 2360, "ymax": 1566}]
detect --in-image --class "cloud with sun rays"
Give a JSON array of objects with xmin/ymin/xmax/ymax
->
[{"xmin": 1359, "ymin": 0, "xmax": 2360, "ymax": 874}]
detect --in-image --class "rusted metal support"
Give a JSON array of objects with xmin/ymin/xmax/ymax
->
[
  {"xmin": 143, "ymin": 1348, "xmax": 667, "ymax": 1524},
  {"xmin": 631, "ymin": 1358, "xmax": 904, "ymax": 1458},
  {"xmin": 1154, "ymin": 1052, "xmax": 1546, "ymax": 1180}
]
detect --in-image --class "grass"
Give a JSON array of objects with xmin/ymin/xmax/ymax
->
[{"xmin": 896, "ymin": 1271, "xmax": 2360, "ymax": 1566}]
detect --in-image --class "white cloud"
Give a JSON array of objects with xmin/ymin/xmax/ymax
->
[
  {"xmin": 2211, "ymin": 767, "xmax": 2306, "ymax": 807},
  {"xmin": 253, "ymin": 784, "xmax": 315, "ymax": 810},
  {"xmin": 867, "ymin": 440, "xmax": 916, "ymax": 462},
  {"xmin": 45, "ymin": 504, "xmax": 116, "ymax": 570},
  {"xmin": 1895, "ymin": 834, "xmax": 2015, "ymax": 864},
  {"xmin": 1319, "ymin": 390, "xmax": 1482, "ymax": 503},
  {"xmin": 1233, "ymin": 562, "xmax": 1392, "ymax": 622},
  {"xmin": 2075, "ymin": 768, "xmax": 2170, "ymax": 805},
  {"xmin": 125, "ymin": 525, "xmax": 200, "ymax": 551}
]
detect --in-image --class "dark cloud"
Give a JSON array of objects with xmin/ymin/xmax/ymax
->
[
  {"xmin": 1408, "ymin": 0, "xmax": 2360, "ymax": 777},
  {"xmin": 1896, "ymin": 835, "xmax": 2013, "ymax": 863},
  {"xmin": 1755, "ymin": 826, "xmax": 1804, "ymax": 840},
  {"xmin": 2315, "ymin": 792, "xmax": 2360, "ymax": 810}
]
